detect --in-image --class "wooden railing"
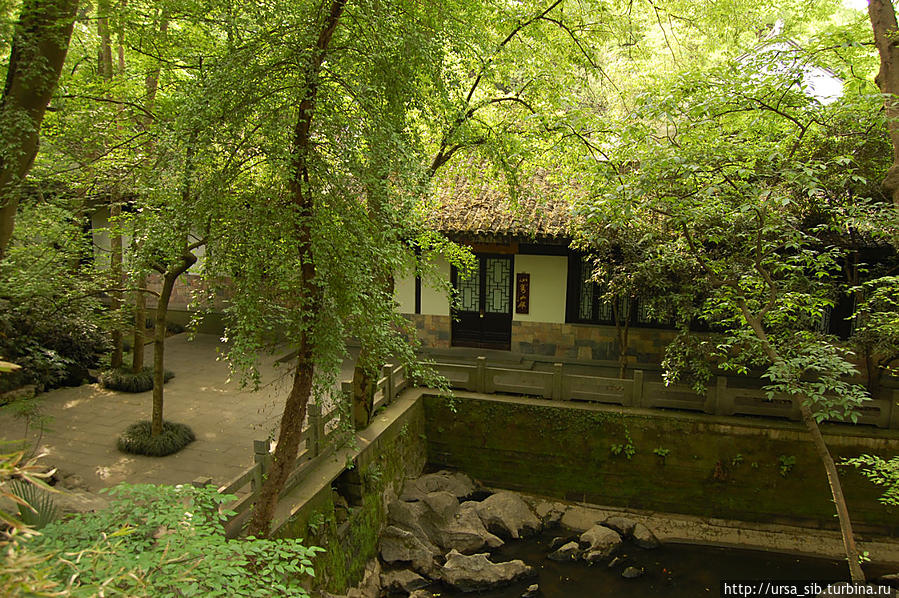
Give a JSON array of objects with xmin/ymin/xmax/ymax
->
[
  {"xmin": 429, "ymin": 356, "xmax": 899, "ymax": 429},
  {"xmin": 218, "ymin": 356, "xmax": 897, "ymax": 536},
  {"xmin": 218, "ymin": 362, "xmax": 408, "ymax": 537}
]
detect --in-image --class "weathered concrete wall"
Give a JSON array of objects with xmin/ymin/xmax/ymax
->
[
  {"xmin": 273, "ymin": 392, "xmax": 428, "ymax": 593},
  {"xmin": 424, "ymin": 393, "xmax": 899, "ymax": 534}
]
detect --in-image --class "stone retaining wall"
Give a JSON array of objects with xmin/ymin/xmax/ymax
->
[
  {"xmin": 424, "ymin": 393, "xmax": 899, "ymax": 535},
  {"xmin": 272, "ymin": 391, "xmax": 428, "ymax": 593}
]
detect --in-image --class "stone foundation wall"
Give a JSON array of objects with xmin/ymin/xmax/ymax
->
[
  {"xmin": 425, "ymin": 393, "xmax": 899, "ymax": 534},
  {"xmin": 407, "ymin": 314, "xmax": 452, "ymax": 349},
  {"xmin": 273, "ymin": 394, "xmax": 427, "ymax": 593},
  {"xmin": 511, "ymin": 321, "xmax": 677, "ymax": 363}
]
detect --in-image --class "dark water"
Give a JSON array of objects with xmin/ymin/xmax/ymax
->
[{"xmin": 430, "ymin": 531, "xmax": 896, "ymax": 598}]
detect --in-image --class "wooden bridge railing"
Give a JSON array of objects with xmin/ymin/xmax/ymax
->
[{"xmin": 218, "ymin": 362, "xmax": 409, "ymax": 537}]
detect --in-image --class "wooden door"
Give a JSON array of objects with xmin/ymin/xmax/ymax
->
[{"xmin": 451, "ymin": 255, "xmax": 513, "ymax": 349}]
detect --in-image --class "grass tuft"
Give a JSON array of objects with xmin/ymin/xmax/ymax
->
[
  {"xmin": 98, "ymin": 367, "xmax": 174, "ymax": 393},
  {"xmin": 117, "ymin": 420, "xmax": 196, "ymax": 457}
]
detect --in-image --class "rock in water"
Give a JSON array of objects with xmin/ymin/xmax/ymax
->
[
  {"xmin": 400, "ymin": 471, "xmax": 476, "ymax": 502},
  {"xmin": 379, "ymin": 525, "xmax": 440, "ymax": 577},
  {"xmin": 580, "ymin": 524, "xmax": 622, "ymax": 563},
  {"xmin": 602, "ymin": 515, "xmax": 637, "ymax": 537},
  {"xmin": 440, "ymin": 549, "xmax": 535, "ymax": 592},
  {"xmin": 631, "ymin": 523, "xmax": 661, "ymax": 549},
  {"xmin": 379, "ymin": 569, "xmax": 430, "ymax": 594},
  {"xmin": 522, "ymin": 583, "xmax": 540, "ymax": 597},
  {"xmin": 548, "ymin": 535, "xmax": 573, "ymax": 551},
  {"xmin": 475, "ymin": 491, "xmax": 542, "ymax": 539},
  {"xmin": 548, "ymin": 541, "xmax": 581, "ymax": 562},
  {"xmin": 622, "ymin": 566, "xmax": 643, "ymax": 579},
  {"xmin": 389, "ymin": 492, "xmax": 500, "ymax": 555}
]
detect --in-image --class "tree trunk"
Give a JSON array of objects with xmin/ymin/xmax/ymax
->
[
  {"xmin": 797, "ymin": 400, "xmax": 866, "ymax": 582},
  {"xmin": 132, "ymin": 274, "xmax": 147, "ymax": 373},
  {"xmin": 352, "ymin": 348, "xmax": 376, "ymax": 430},
  {"xmin": 739, "ymin": 301, "xmax": 865, "ymax": 582},
  {"xmin": 151, "ymin": 271, "xmax": 176, "ymax": 436},
  {"xmin": 247, "ymin": 342, "xmax": 314, "ymax": 538},
  {"xmin": 150, "ymin": 254, "xmax": 195, "ymax": 437},
  {"xmin": 613, "ymin": 300, "xmax": 630, "ymax": 378},
  {"xmin": 246, "ymin": 0, "xmax": 347, "ymax": 539},
  {"xmin": 109, "ymin": 201, "xmax": 124, "ymax": 369},
  {"xmin": 351, "ymin": 274, "xmax": 393, "ymax": 429},
  {"xmin": 868, "ymin": 0, "xmax": 899, "ymax": 206},
  {"xmin": 99, "ymin": 0, "xmax": 125, "ymax": 368},
  {"xmin": 0, "ymin": 0, "xmax": 79, "ymax": 260}
]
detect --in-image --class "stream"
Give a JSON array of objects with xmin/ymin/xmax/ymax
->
[{"xmin": 430, "ymin": 531, "xmax": 896, "ymax": 597}]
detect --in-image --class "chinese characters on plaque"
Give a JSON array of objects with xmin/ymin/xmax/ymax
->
[{"xmin": 515, "ymin": 273, "xmax": 530, "ymax": 314}]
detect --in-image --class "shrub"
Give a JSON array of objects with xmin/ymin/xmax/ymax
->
[
  {"xmin": 117, "ymin": 420, "xmax": 196, "ymax": 456},
  {"xmin": 8, "ymin": 480, "xmax": 58, "ymax": 529},
  {"xmin": 98, "ymin": 366, "xmax": 174, "ymax": 393},
  {"xmin": 0, "ymin": 202, "xmax": 112, "ymax": 393},
  {"xmin": 14, "ymin": 484, "xmax": 322, "ymax": 596}
]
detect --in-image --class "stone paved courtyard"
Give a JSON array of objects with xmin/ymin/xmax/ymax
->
[{"xmin": 0, "ymin": 334, "xmax": 353, "ymax": 491}]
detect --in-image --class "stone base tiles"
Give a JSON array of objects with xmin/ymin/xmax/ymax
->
[
  {"xmin": 408, "ymin": 314, "xmax": 452, "ymax": 349},
  {"xmin": 510, "ymin": 321, "xmax": 678, "ymax": 363}
]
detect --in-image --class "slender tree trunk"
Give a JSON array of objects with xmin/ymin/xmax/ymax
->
[
  {"xmin": 738, "ymin": 301, "xmax": 865, "ymax": 583},
  {"xmin": 352, "ymin": 348, "xmax": 377, "ymax": 429},
  {"xmin": 151, "ymin": 272, "xmax": 176, "ymax": 436},
  {"xmin": 248, "ymin": 341, "xmax": 314, "ymax": 537},
  {"xmin": 613, "ymin": 300, "xmax": 630, "ymax": 378},
  {"xmin": 98, "ymin": 0, "xmax": 125, "ymax": 368},
  {"xmin": 150, "ymin": 256, "xmax": 194, "ymax": 436},
  {"xmin": 797, "ymin": 400, "xmax": 866, "ymax": 582},
  {"xmin": 246, "ymin": 0, "xmax": 347, "ymax": 539},
  {"xmin": 0, "ymin": 0, "xmax": 79, "ymax": 260},
  {"xmin": 132, "ymin": 274, "xmax": 147, "ymax": 373},
  {"xmin": 351, "ymin": 273, "xmax": 393, "ymax": 429},
  {"xmin": 868, "ymin": 0, "xmax": 899, "ymax": 206},
  {"xmin": 109, "ymin": 201, "xmax": 124, "ymax": 368}
]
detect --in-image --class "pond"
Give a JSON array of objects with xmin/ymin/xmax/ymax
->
[{"xmin": 429, "ymin": 531, "xmax": 896, "ymax": 598}]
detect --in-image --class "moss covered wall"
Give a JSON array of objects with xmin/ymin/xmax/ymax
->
[
  {"xmin": 274, "ymin": 396, "xmax": 427, "ymax": 593},
  {"xmin": 425, "ymin": 393, "xmax": 899, "ymax": 534}
]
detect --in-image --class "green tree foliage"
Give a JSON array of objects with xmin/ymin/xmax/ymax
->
[
  {"xmin": 0, "ymin": 198, "xmax": 110, "ymax": 392},
  {"xmin": 4, "ymin": 483, "xmax": 322, "ymax": 597},
  {"xmin": 849, "ymin": 275, "xmax": 899, "ymax": 393},
  {"xmin": 571, "ymin": 32, "xmax": 896, "ymax": 580},
  {"xmin": 0, "ymin": 0, "xmax": 79, "ymax": 260}
]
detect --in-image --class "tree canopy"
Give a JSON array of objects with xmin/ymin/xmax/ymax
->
[{"xmin": 1, "ymin": 0, "xmax": 898, "ymax": 588}]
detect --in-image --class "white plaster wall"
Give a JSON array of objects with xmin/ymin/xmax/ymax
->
[
  {"xmin": 91, "ymin": 207, "xmax": 204, "ymax": 273},
  {"xmin": 394, "ymin": 272, "xmax": 416, "ymax": 314},
  {"xmin": 513, "ymin": 254, "xmax": 567, "ymax": 324},
  {"xmin": 90, "ymin": 208, "xmax": 112, "ymax": 269},
  {"xmin": 187, "ymin": 232, "xmax": 206, "ymax": 274},
  {"xmin": 420, "ymin": 257, "xmax": 451, "ymax": 316}
]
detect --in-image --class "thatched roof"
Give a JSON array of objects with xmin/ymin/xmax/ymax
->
[{"xmin": 428, "ymin": 163, "xmax": 572, "ymax": 243}]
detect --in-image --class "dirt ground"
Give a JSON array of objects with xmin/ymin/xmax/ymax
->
[{"xmin": 0, "ymin": 334, "xmax": 354, "ymax": 490}]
